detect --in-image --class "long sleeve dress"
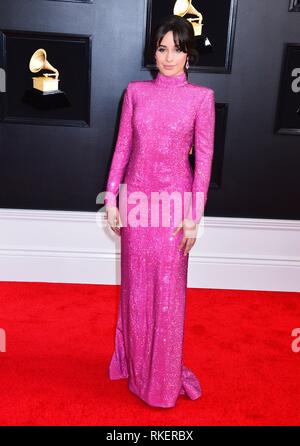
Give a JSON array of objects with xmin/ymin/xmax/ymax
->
[{"xmin": 104, "ymin": 71, "xmax": 215, "ymax": 408}]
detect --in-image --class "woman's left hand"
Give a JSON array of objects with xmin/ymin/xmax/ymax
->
[{"xmin": 172, "ymin": 218, "xmax": 198, "ymax": 256}]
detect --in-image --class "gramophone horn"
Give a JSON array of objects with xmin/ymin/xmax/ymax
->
[
  {"xmin": 29, "ymin": 48, "xmax": 59, "ymax": 79},
  {"xmin": 173, "ymin": 0, "xmax": 202, "ymax": 19}
]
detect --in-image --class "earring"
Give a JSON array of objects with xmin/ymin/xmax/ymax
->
[{"xmin": 185, "ymin": 58, "xmax": 189, "ymax": 70}]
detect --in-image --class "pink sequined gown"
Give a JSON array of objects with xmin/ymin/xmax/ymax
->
[{"xmin": 104, "ymin": 71, "xmax": 215, "ymax": 408}]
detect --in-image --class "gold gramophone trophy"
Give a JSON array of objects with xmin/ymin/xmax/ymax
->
[
  {"xmin": 22, "ymin": 48, "xmax": 70, "ymax": 109},
  {"xmin": 30, "ymin": 48, "xmax": 59, "ymax": 91},
  {"xmin": 174, "ymin": 0, "xmax": 203, "ymax": 36},
  {"xmin": 173, "ymin": 0, "xmax": 212, "ymax": 50}
]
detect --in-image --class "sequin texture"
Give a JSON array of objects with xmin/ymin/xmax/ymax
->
[{"xmin": 104, "ymin": 71, "xmax": 215, "ymax": 408}]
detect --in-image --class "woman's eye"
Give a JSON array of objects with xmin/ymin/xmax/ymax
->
[{"xmin": 157, "ymin": 48, "xmax": 181, "ymax": 53}]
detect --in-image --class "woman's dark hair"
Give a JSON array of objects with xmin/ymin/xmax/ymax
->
[{"xmin": 148, "ymin": 14, "xmax": 199, "ymax": 74}]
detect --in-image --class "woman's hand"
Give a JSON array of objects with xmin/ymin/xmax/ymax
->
[
  {"xmin": 105, "ymin": 205, "xmax": 121, "ymax": 236},
  {"xmin": 172, "ymin": 218, "xmax": 198, "ymax": 256}
]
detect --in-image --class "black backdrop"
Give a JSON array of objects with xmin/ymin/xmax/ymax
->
[{"xmin": 0, "ymin": 0, "xmax": 299, "ymax": 219}]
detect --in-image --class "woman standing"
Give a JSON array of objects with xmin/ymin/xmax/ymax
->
[{"xmin": 104, "ymin": 15, "xmax": 215, "ymax": 408}]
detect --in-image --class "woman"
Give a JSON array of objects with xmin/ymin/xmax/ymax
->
[{"xmin": 104, "ymin": 14, "xmax": 215, "ymax": 408}]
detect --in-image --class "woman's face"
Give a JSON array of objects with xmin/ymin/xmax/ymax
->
[{"xmin": 155, "ymin": 31, "xmax": 188, "ymax": 77}]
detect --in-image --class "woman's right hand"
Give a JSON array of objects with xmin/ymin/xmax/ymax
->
[{"xmin": 105, "ymin": 205, "xmax": 121, "ymax": 236}]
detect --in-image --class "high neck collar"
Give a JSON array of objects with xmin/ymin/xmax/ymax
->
[{"xmin": 154, "ymin": 71, "xmax": 188, "ymax": 88}]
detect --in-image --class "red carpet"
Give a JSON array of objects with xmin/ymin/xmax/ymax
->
[{"xmin": 0, "ymin": 281, "xmax": 299, "ymax": 426}]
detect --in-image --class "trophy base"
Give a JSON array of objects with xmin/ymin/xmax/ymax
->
[
  {"xmin": 22, "ymin": 88, "xmax": 70, "ymax": 110},
  {"xmin": 195, "ymin": 34, "xmax": 213, "ymax": 54}
]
